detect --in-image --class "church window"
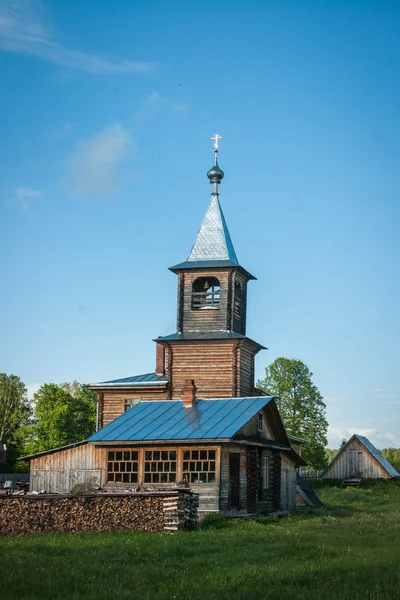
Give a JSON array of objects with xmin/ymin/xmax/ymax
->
[
  {"xmin": 234, "ymin": 280, "xmax": 242, "ymax": 317},
  {"xmin": 192, "ymin": 277, "xmax": 220, "ymax": 309},
  {"xmin": 144, "ymin": 450, "xmax": 177, "ymax": 483},
  {"xmin": 107, "ymin": 450, "xmax": 138, "ymax": 484},
  {"xmin": 182, "ymin": 448, "xmax": 216, "ymax": 483},
  {"xmin": 124, "ymin": 398, "xmax": 140, "ymax": 412}
]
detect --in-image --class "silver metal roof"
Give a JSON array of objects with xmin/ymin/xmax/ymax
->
[{"xmin": 187, "ymin": 196, "xmax": 238, "ymax": 263}]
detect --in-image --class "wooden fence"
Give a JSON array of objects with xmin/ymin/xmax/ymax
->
[{"xmin": 298, "ymin": 468, "xmax": 323, "ymax": 479}]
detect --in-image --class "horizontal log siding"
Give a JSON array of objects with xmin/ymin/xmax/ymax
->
[
  {"xmin": 99, "ymin": 387, "xmax": 169, "ymax": 427},
  {"xmin": 323, "ymin": 438, "xmax": 391, "ymax": 479},
  {"xmin": 180, "ymin": 270, "xmax": 231, "ymax": 332},
  {"xmin": 30, "ymin": 444, "xmax": 107, "ymax": 494},
  {"xmin": 170, "ymin": 340, "xmax": 238, "ymax": 398}
]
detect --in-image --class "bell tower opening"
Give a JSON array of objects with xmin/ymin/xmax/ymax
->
[{"xmin": 192, "ymin": 277, "xmax": 221, "ymax": 310}]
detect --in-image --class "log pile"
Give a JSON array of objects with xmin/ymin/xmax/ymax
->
[
  {"xmin": 0, "ymin": 491, "xmax": 198, "ymax": 536},
  {"xmin": 163, "ymin": 490, "xmax": 199, "ymax": 532}
]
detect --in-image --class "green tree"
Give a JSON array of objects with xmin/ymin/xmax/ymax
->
[
  {"xmin": 257, "ymin": 357, "xmax": 328, "ymax": 469},
  {"xmin": 381, "ymin": 448, "xmax": 400, "ymax": 471},
  {"xmin": 0, "ymin": 373, "xmax": 31, "ymax": 470},
  {"xmin": 340, "ymin": 438, "xmax": 347, "ymax": 449},
  {"xmin": 23, "ymin": 382, "xmax": 96, "ymax": 455}
]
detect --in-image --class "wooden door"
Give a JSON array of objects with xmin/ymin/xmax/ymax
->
[
  {"xmin": 229, "ymin": 453, "xmax": 240, "ymax": 509},
  {"xmin": 349, "ymin": 449, "xmax": 363, "ymax": 476}
]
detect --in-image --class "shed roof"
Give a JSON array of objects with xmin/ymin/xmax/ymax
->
[
  {"xmin": 154, "ymin": 332, "xmax": 266, "ymax": 349},
  {"xmin": 355, "ymin": 435, "xmax": 399, "ymax": 478},
  {"xmin": 88, "ymin": 397, "xmax": 274, "ymax": 443}
]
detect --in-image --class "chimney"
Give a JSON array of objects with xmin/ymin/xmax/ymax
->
[
  {"xmin": 156, "ymin": 343, "xmax": 165, "ymax": 376},
  {"xmin": 182, "ymin": 379, "xmax": 197, "ymax": 407}
]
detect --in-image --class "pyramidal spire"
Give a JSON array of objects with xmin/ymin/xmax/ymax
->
[{"xmin": 187, "ymin": 135, "xmax": 238, "ymax": 263}]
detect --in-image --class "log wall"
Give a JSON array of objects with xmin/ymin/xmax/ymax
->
[
  {"xmin": 169, "ymin": 340, "xmax": 237, "ymax": 398},
  {"xmin": 323, "ymin": 437, "xmax": 391, "ymax": 479},
  {"xmin": 98, "ymin": 387, "xmax": 169, "ymax": 428}
]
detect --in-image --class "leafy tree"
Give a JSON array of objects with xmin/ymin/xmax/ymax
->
[
  {"xmin": 325, "ymin": 447, "xmax": 339, "ymax": 464},
  {"xmin": 381, "ymin": 448, "xmax": 400, "ymax": 471},
  {"xmin": 257, "ymin": 357, "xmax": 328, "ymax": 469},
  {"xmin": 0, "ymin": 373, "xmax": 31, "ymax": 470},
  {"xmin": 340, "ymin": 438, "xmax": 347, "ymax": 448},
  {"xmin": 23, "ymin": 382, "xmax": 96, "ymax": 455}
]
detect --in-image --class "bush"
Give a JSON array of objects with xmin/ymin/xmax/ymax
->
[{"xmin": 198, "ymin": 512, "xmax": 229, "ymax": 530}]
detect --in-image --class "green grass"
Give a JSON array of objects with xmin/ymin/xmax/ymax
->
[{"xmin": 1, "ymin": 480, "xmax": 400, "ymax": 600}]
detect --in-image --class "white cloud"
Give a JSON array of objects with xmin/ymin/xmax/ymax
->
[
  {"xmin": 0, "ymin": 0, "xmax": 153, "ymax": 74},
  {"xmin": 68, "ymin": 124, "xmax": 134, "ymax": 196},
  {"xmin": 26, "ymin": 383, "xmax": 41, "ymax": 401},
  {"xmin": 8, "ymin": 187, "xmax": 41, "ymax": 210},
  {"xmin": 327, "ymin": 425, "xmax": 400, "ymax": 449}
]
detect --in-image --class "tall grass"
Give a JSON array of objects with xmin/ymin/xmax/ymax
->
[{"xmin": 1, "ymin": 479, "xmax": 399, "ymax": 600}]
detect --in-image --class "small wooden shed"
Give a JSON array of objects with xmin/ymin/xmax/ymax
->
[{"xmin": 321, "ymin": 434, "xmax": 399, "ymax": 480}]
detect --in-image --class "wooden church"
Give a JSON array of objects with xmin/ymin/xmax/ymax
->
[{"xmin": 26, "ymin": 139, "xmax": 305, "ymax": 515}]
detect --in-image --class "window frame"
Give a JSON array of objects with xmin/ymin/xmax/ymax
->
[
  {"xmin": 104, "ymin": 446, "xmax": 220, "ymax": 487},
  {"xmin": 191, "ymin": 277, "xmax": 221, "ymax": 310},
  {"xmin": 262, "ymin": 455, "xmax": 269, "ymax": 490}
]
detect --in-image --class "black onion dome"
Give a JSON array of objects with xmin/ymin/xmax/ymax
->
[{"xmin": 207, "ymin": 161, "xmax": 224, "ymax": 183}]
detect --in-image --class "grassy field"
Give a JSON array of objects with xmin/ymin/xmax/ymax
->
[{"xmin": 1, "ymin": 479, "xmax": 400, "ymax": 600}]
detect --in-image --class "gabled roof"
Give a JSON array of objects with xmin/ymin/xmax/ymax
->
[
  {"xmin": 187, "ymin": 195, "xmax": 238, "ymax": 263},
  {"xmin": 355, "ymin": 435, "xmax": 399, "ymax": 478},
  {"xmin": 88, "ymin": 397, "xmax": 274, "ymax": 443},
  {"xmin": 87, "ymin": 372, "xmax": 168, "ymax": 388}
]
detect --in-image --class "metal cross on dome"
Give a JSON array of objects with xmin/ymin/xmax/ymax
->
[{"xmin": 210, "ymin": 134, "xmax": 222, "ymax": 150}]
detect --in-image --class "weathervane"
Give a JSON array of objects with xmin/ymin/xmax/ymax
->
[{"xmin": 210, "ymin": 134, "xmax": 222, "ymax": 151}]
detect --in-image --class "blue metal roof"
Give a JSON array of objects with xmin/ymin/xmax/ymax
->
[
  {"xmin": 88, "ymin": 397, "xmax": 273, "ymax": 442},
  {"xmin": 355, "ymin": 435, "xmax": 399, "ymax": 477},
  {"xmin": 88, "ymin": 373, "xmax": 168, "ymax": 387}
]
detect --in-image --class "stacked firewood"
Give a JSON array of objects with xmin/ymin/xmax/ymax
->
[
  {"xmin": 0, "ymin": 494, "xmax": 165, "ymax": 536},
  {"xmin": 0, "ymin": 490, "xmax": 199, "ymax": 536},
  {"xmin": 163, "ymin": 490, "xmax": 199, "ymax": 532}
]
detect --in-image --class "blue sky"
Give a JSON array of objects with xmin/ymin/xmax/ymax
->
[{"xmin": 1, "ymin": 0, "xmax": 399, "ymax": 448}]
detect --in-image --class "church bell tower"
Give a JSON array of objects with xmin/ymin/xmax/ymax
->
[{"xmin": 155, "ymin": 136, "xmax": 265, "ymax": 399}]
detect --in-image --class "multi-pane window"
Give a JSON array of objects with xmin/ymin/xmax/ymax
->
[
  {"xmin": 107, "ymin": 450, "xmax": 138, "ymax": 484},
  {"xmin": 262, "ymin": 456, "xmax": 269, "ymax": 489},
  {"xmin": 183, "ymin": 449, "xmax": 216, "ymax": 483},
  {"xmin": 124, "ymin": 398, "xmax": 140, "ymax": 412},
  {"xmin": 144, "ymin": 450, "xmax": 176, "ymax": 484}
]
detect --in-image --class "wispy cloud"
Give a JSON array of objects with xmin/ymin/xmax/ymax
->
[
  {"xmin": 7, "ymin": 187, "xmax": 41, "ymax": 211},
  {"xmin": 0, "ymin": 0, "xmax": 153, "ymax": 74},
  {"xmin": 136, "ymin": 91, "xmax": 188, "ymax": 120},
  {"xmin": 68, "ymin": 124, "xmax": 134, "ymax": 196}
]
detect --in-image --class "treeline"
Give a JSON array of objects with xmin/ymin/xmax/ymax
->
[{"xmin": 0, "ymin": 373, "xmax": 96, "ymax": 472}]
